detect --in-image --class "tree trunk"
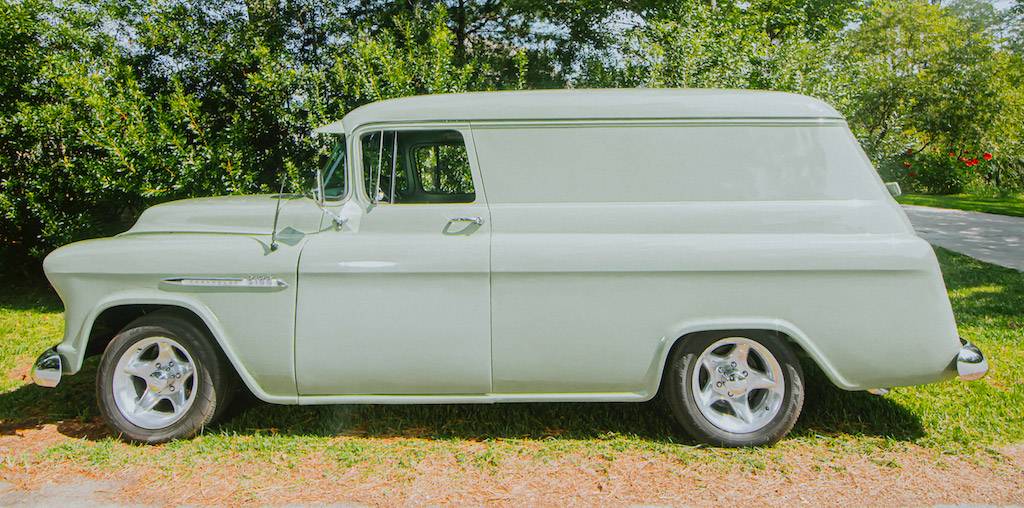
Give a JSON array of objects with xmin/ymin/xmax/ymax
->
[{"xmin": 455, "ymin": 0, "xmax": 467, "ymax": 62}]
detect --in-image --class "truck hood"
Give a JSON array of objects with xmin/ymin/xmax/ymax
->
[{"xmin": 125, "ymin": 194, "xmax": 318, "ymax": 235}]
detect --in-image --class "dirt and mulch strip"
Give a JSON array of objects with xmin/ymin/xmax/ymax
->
[{"xmin": 1, "ymin": 419, "xmax": 1023, "ymax": 508}]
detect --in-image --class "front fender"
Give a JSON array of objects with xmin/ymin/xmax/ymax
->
[
  {"xmin": 44, "ymin": 233, "xmax": 308, "ymax": 403},
  {"xmin": 54, "ymin": 289, "xmax": 299, "ymax": 404}
]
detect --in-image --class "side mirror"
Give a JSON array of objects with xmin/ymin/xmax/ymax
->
[{"xmin": 885, "ymin": 182, "xmax": 902, "ymax": 197}]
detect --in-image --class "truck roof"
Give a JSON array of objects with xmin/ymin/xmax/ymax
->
[{"xmin": 316, "ymin": 89, "xmax": 844, "ymax": 134}]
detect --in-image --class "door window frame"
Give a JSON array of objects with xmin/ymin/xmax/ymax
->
[{"xmin": 350, "ymin": 123, "xmax": 484, "ymax": 207}]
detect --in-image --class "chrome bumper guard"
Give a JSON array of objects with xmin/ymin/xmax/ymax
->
[
  {"xmin": 956, "ymin": 338, "xmax": 989, "ymax": 382},
  {"xmin": 31, "ymin": 347, "xmax": 62, "ymax": 388}
]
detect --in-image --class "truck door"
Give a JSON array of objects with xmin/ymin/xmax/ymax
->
[{"xmin": 294, "ymin": 126, "xmax": 491, "ymax": 396}]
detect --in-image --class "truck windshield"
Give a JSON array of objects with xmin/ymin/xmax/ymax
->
[{"xmin": 321, "ymin": 138, "xmax": 346, "ymax": 201}]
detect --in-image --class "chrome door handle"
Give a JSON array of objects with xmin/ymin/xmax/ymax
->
[{"xmin": 450, "ymin": 216, "xmax": 484, "ymax": 225}]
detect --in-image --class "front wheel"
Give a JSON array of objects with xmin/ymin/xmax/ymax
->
[
  {"xmin": 664, "ymin": 332, "xmax": 804, "ymax": 447},
  {"xmin": 96, "ymin": 313, "xmax": 235, "ymax": 444}
]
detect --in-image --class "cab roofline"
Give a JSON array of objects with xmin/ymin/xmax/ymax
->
[
  {"xmin": 315, "ymin": 89, "xmax": 845, "ymax": 135},
  {"xmin": 314, "ymin": 119, "xmax": 344, "ymax": 134}
]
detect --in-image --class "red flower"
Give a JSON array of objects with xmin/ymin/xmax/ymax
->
[
  {"xmin": 932, "ymin": 147, "xmax": 938, "ymax": 150},
  {"xmin": 909, "ymin": 172, "xmax": 916, "ymax": 177},
  {"xmin": 906, "ymin": 148, "xmax": 913, "ymax": 155},
  {"xmin": 971, "ymin": 158, "xmax": 979, "ymax": 165},
  {"xmin": 904, "ymin": 162, "xmax": 912, "ymax": 167},
  {"xmin": 983, "ymin": 153, "xmax": 992, "ymax": 160},
  {"xmin": 965, "ymin": 151, "xmax": 970, "ymax": 154},
  {"xmin": 949, "ymin": 153, "xmax": 955, "ymax": 157}
]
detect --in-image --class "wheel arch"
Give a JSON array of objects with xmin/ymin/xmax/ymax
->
[
  {"xmin": 649, "ymin": 318, "xmax": 855, "ymax": 398},
  {"xmin": 84, "ymin": 304, "xmax": 176, "ymax": 358},
  {"xmin": 64, "ymin": 295, "xmax": 284, "ymax": 403}
]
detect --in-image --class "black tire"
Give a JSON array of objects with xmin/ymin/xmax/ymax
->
[
  {"xmin": 664, "ymin": 331, "xmax": 804, "ymax": 447},
  {"xmin": 96, "ymin": 312, "xmax": 236, "ymax": 444}
]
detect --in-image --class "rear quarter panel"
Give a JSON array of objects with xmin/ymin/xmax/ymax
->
[{"xmin": 475, "ymin": 121, "xmax": 961, "ymax": 395}]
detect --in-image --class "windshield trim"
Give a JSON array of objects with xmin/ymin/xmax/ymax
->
[{"xmin": 318, "ymin": 136, "xmax": 348, "ymax": 204}]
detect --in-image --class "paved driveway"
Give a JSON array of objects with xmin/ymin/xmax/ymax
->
[{"xmin": 902, "ymin": 205, "xmax": 1024, "ymax": 271}]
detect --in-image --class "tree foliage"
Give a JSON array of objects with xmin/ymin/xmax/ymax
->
[
  {"xmin": 1, "ymin": 0, "xmax": 1022, "ymax": 274},
  {"xmin": 1, "ymin": 0, "xmax": 510, "ymax": 272},
  {"xmin": 576, "ymin": 1, "xmax": 846, "ymax": 97},
  {"xmin": 839, "ymin": 0, "xmax": 1022, "ymax": 194}
]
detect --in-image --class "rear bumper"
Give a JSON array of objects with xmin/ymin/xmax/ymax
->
[
  {"xmin": 955, "ymin": 338, "xmax": 989, "ymax": 382},
  {"xmin": 31, "ymin": 346, "xmax": 62, "ymax": 388}
]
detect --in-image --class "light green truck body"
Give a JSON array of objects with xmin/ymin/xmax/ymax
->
[{"xmin": 36, "ymin": 90, "xmax": 986, "ymax": 443}]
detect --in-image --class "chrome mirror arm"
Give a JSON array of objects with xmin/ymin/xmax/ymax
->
[
  {"xmin": 324, "ymin": 208, "xmax": 347, "ymax": 229},
  {"xmin": 269, "ymin": 177, "xmax": 286, "ymax": 252},
  {"xmin": 313, "ymin": 197, "xmax": 347, "ymax": 230}
]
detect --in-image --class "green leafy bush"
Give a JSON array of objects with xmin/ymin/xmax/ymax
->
[
  {"xmin": 2, "ymin": 0, "xmax": 1024, "ymax": 277},
  {"xmin": 1, "ymin": 1, "xmax": 519, "ymax": 276}
]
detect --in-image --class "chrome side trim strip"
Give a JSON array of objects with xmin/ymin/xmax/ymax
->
[
  {"xmin": 295, "ymin": 391, "xmax": 652, "ymax": 405},
  {"xmin": 160, "ymin": 277, "xmax": 289, "ymax": 292}
]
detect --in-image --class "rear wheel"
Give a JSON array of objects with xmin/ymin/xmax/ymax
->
[
  {"xmin": 96, "ymin": 313, "xmax": 235, "ymax": 444},
  {"xmin": 665, "ymin": 332, "xmax": 803, "ymax": 447}
]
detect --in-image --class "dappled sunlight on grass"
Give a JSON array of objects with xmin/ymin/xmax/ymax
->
[
  {"xmin": 794, "ymin": 361, "xmax": 925, "ymax": 442},
  {"xmin": 897, "ymin": 193, "xmax": 1024, "ymax": 218},
  {"xmin": 0, "ymin": 283, "xmax": 64, "ymax": 393},
  {"xmin": 888, "ymin": 248, "xmax": 1024, "ymax": 451}
]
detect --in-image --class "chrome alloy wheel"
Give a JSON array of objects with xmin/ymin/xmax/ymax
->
[
  {"xmin": 111, "ymin": 337, "xmax": 197, "ymax": 430},
  {"xmin": 691, "ymin": 337, "xmax": 785, "ymax": 434}
]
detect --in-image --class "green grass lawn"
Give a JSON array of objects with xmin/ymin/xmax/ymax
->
[
  {"xmin": 897, "ymin": 193, "xmax": 1024, "ymax": 218},
  {"xmin": 1, "ymin": 248, "xmax": 1022, "ymax": 470}
]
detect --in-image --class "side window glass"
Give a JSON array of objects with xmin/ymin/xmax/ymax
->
[
  {"xmin": 414, "ymin": 144, "xmax": 474, "ymax": 196},
  {"xmin": 361, "ymin": 131, "xmax": 407, "ymax": 204},
  {"xmin": 359, "ymin": 130, "xmax": 475, "ymax": 204},
  {"xmin": 321, "ymin": 139, "xmax": 346, "ymax": 201}
]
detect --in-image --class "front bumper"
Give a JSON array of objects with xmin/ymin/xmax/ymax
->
[
  {"xmin": 955, "ymin": 338, "xmax": 989, "ymax": 382},
  {"xmin": 31, "ymin": 346, "xmax": 62, "ymax": 388}
]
